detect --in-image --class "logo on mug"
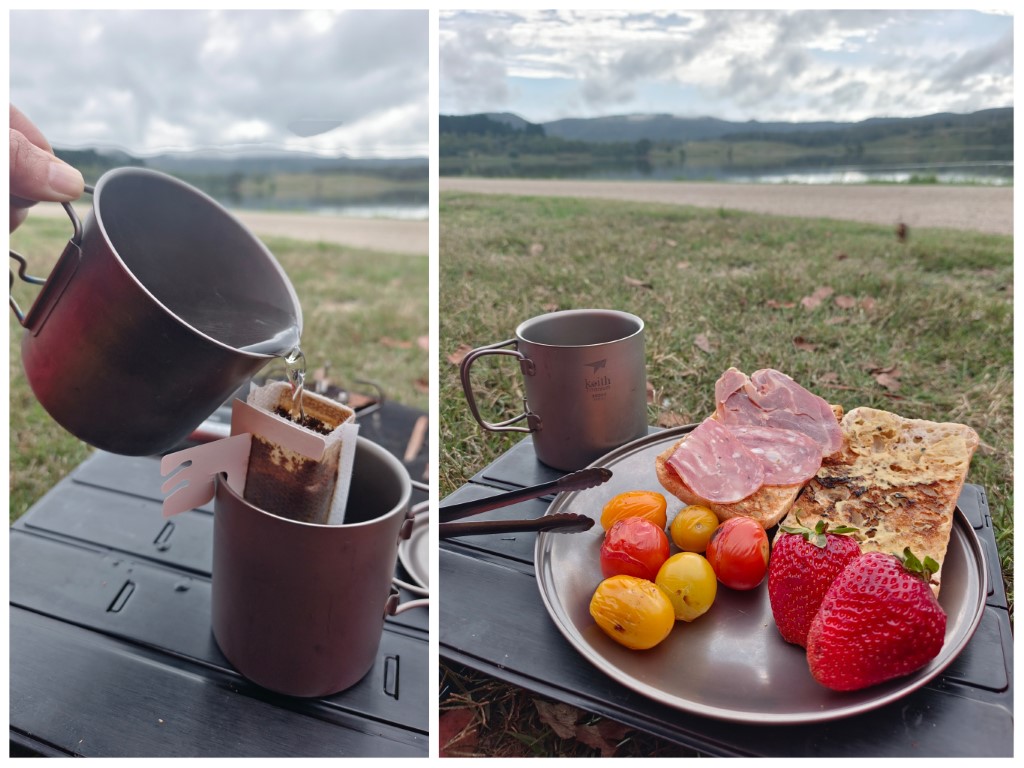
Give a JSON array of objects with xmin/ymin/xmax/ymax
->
[{"xmin": 584, "ymin": 359, "xmax": 612, "ymax": 392}]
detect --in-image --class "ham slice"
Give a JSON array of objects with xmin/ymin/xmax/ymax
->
[
  {"xmin": 729, "ymin": 424, "xmax": 823, "ymax": 486},
  {"xmin": 666, "ymin": 418, "xmax": 764, "ymax": 504},
  {"xmin": 715, "ymin": 368, "xmax": 843, "ymax": 456}
]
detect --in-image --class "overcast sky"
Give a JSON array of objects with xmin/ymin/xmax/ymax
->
[
  {"xmin": 440, "ymin": 9, "xmax": 1013, "ymax": 124},
  {"xmin": 10, "ymin": 9, "xmax": 428, "ymax": 158}
]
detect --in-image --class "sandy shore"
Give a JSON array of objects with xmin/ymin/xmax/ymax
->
[
  {"xmin": 28, "ymin": 203, "xmax": 428, "ymax": 255},
  {"xmin": 441, "ymin": 177, "xmax": 1013, "ymax": 236}
]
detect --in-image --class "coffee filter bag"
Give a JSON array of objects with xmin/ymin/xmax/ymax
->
[{"xmin": 241, "ymin": 381, "xmax": 359, "ymax": 525}]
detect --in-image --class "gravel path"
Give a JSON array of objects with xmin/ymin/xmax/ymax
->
[{"xmin": 441, "ymin": 177, "xmax": 1013, "ymax": 236}]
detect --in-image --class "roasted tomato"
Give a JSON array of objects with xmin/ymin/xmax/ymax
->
[
  {"xmin": 600, "ymin": 490, "xmax": 668, "ymax": 531},
  {"xmin": 600, "ymin": 517, "xmax": 671, "ymax": 582},
  {"xmin": 589, "ymin": 574, "xmax": 675, "ymax": 650},
  {"xmin": 655, "ymin": 552, "xmax": 718, "ymax": 622},
  {"xmin": 669, "ymin": 504, "xmax": 719, "ymax": 553},
  {"xmin": 705, "ymin": 516, "xmax": 770, "ymax": 590}
]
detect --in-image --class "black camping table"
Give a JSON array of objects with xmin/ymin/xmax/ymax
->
[
  {"xmin": 9, "ymin": 400, "xmax": 429, "ymax": 758},
  {"xmin": 439, "ymin": 434, "xmax": 1014, "ymax": 758}
]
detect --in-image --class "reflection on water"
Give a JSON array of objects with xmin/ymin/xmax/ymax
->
[{"xmin": 444, "ymin": 158, "xmax": 1013, "ymax": 187}]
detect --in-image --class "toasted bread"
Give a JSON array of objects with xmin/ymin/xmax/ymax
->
[
  {"xmin": 655, "ymin": 405, "xmax": 844, "ymax": 530},
  {"xmin": 780, "ymin": 407, "xmax": 979, "ymax": 595},
  {"xmin": 655, "ymin": 444, "xmax": 802, "ymax": 528}
]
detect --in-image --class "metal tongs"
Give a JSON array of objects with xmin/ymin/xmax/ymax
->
[{"xmin": 439, "ymin": 467, "xmax": 612, "ymax": 538}]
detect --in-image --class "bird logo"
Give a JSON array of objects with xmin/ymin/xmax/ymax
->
[{"xmin": 585, "ymin": 359, "xmax": 607, "ymax": 374}]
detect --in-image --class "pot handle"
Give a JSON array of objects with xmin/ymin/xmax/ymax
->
[
  {"xmin": 459, "ymin": 338, "xmax": 540, "ymax": 434},
  {"xmin": 9, "ymin": 186, "xmax": 92, "ymax": 326}
]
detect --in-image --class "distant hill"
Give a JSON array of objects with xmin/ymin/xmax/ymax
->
[{"xmin": 441, "ymin": 107, "xmax": 1012, "ymax": 147}]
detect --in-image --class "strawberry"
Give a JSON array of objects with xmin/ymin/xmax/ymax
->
[
  {"xmin": 806, "ymin": 549, "xmax": 947, "ymax": 691},
  {"xmin": 767, "ymin": 517, "xmax": 861, "ymax": 647}
]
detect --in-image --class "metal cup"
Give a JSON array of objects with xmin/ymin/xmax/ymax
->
[
  {"xmin": 211, "ymin": 436, "xmax": 415, "ymax": 698},
  {"xmin": 10, "ymin": 167, "xmax": 302, "ymax": 456},
  {"xmin": 460, "ymin": 308, "xmax": 648, "ymax": 471}
]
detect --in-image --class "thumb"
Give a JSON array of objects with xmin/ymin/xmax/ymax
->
[{"xmin": 9, "ymin": 127, "xmax": 84, "ymax": 202}]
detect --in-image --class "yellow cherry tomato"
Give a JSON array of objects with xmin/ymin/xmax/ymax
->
[
  {"xmin": 600, "ymin": 490, "xmax": 668, "ymax": 531},
  {"xmin": 655, "ymin": 552, "xmax": 718, "ymax": 622},
  {"xmin": 669, "ymin": 505, "xmax": 720, "ymax": 553},
  {"xmin": 589, "ymin": 574, "xmax": 675, "ymax": 650}
]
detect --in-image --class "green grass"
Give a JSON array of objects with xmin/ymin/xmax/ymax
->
[
  {"xmin": 9, "ymin": 215, "xmax": 428, "ymax": 523},
  {"xmin": 439, "ymin": 191, "xmax": 1012, "ymax": 756}
]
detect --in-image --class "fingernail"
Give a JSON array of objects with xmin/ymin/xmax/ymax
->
[{"xmin": 47, "ymin": 160, "xmax": 85, "ymax": 198}]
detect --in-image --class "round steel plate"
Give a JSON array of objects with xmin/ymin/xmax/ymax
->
[
  {"xmin": 399, "ymin": 513, "xmax": 429, "ymax": 590},
  {"xmin": 535, "ymin": 426, "xmax": 988, "ymax": 724}
]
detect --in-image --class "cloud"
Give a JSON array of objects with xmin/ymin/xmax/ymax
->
[
  {"xmin": 10, "ymin": 9, "xmax": 428, "ymax": 157},
  {"xmin": 439, "ymin": 9, "xmax": 1012, "ymax": 124}
]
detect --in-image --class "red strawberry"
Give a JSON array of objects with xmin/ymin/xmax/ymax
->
[
  {"xmin": 806, "ymin": 549, "xmax": 947, "ymax": 691},
  {"xmin": 768, "ymin": 518, "xmax": 861, "ymax": 647}
]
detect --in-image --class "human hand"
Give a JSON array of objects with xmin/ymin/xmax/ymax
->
[{"xmin": 10, "ymin": 104, "xmax": 85, "ymax": 232}]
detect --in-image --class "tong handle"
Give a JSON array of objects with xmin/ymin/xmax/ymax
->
[
  {"xmin": 439, "ymin": 512, "xmax": 595, "ymax": 538},
  {"xmin": 438, "ymin": 467, "xmax": 612, "ymax": 522}
]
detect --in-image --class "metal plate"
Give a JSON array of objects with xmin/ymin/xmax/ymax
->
[
  {"xmin": 535, "ymin": 426, "xmax": 988, "ymax": 724},
  {"xmin": 399, "ymin": 513, "xmax": 429, "ymax": 590}
]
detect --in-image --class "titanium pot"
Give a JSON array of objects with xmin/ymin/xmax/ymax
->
[
  {"xmin": 211, "ymin": 436, "xmax": 415, "ymax": 698},
  {"xmin": 10, "ymin": 167, "xmax": 302, "ymax": 456}
]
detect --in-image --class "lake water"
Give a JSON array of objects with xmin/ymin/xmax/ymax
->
[{"xmin": 445, "ymin": 159, "xmax": 1013, "ymax": 187}]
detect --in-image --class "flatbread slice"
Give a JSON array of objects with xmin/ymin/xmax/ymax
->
[{"xmin": 781, "ymin": 407, "xmax": 979, "ymax": 596}]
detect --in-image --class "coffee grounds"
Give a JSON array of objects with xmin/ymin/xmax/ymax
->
[{"xmin": 274, "ymin": 405, "xmax": 332, "ymax": 435}]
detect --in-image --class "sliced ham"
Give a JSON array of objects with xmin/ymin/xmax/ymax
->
[
  {"xmin": 715, "ymin": 368, "xmax": 843, "ymax": 456},
  {"xmin": 729, "ymin": 424, "xmax": 823, "ymax": 486},
  {"xmin": 666, "ymin": 418, "xmax": 764, "ymax": 504}
]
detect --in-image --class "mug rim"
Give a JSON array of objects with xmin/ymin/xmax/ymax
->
[
  {"xmin": 515, "ymin": 308, "xmax": 644, "ymax": 348},
  {"xmin": 92, "ymin": 166, "xmax": 303, "ymax": 360},
  {"xmin": 214, "ymin": 435, "xmax": 412, "ymax": 529}
]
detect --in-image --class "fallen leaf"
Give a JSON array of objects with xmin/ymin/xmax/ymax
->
[
  {"xmin": 874, "ymin": 372, "xmax": 901, "ymax": 391},
  {"xmin": 646, "ymin": 380, "xmax": 656, "ymax": 404},
  {"xmin": 825, "ymin": 316, "xmax": 850, "ymax": 325},
  {"xmin": 542, "ymin": 302, "xmax": 560, "ymax": 312},
  {"xmin": 666, "ymin": 239, "xmax": 678, "ymax": 247},
  {"xmin": 694, "ymin": 333, "xmax": 715, "ymax": 354},
  {"xmin": 624, "ymin": 276, "xmax": 653, "ymax": 289},
  {"xmin": 859, "ymin": 297, "xmax": 877, "ymax": 311},
  {"xmin": 833, "ymin": 295, "xmax": 857, "ymax": 309},
  {"xmin": 866, "ymin": 363, "xmax": 900, "ymax": 376},
  {"xmin": 447, "ymin": 344, "xmax": 473, "ymax": 366},
  {"xmin": 417, "ymin": 335, "xmax": 429, "ymax": 351},
  {"xmin": 534, "ymin": 699, "xmax": 579, "ymax": 740},
  {"xmin": 818, "ymin": 371, "xmax": 840, "ymax": 385},
  {"xmin": 576, "ymin": 720, "xmax": 633, "ymax": 757},
  {"xmin": 836, "ymin": 252, "xmax": 849, "ymax": 261},
  {"xmin": 765, "ymin": 299, "xmax": 796, "ymax": 309},
  {"xmin": 529, "ymin": 243, "xmax": 545, "ymax": 256},
  {"xmin": 438, "ymin": 709, "xmax": 477, "ymax": 756},
  {"xmin": 800, "ymin": 285, "xmax": 834, "ymax": 310},
  {"xmin": 676, "ymin": 260, "xmax": 691, "ymax": 269},
  {"xmin": 380, "ymin": 336, "xmax": 413, "ymax": 349},
  {"xmin": 657, "ymin": 411, "xmax": 692, "ymax": 428},
  {"xmin": 793, "ymin": 336, "xmax": 818, "ymax": 352},
  {"xmin": 413, "ymin": 377, "xmax": 429, "ymax": 393}
]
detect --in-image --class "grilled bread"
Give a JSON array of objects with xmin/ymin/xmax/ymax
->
[
  {"xmin": 780, "ymin": 407, "xmax": 979, "ymax": 596},
  {"xmin": 654, "ymin": 448, "xmax": 802, "ymax": 528}
]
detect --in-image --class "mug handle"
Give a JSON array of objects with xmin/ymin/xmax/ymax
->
[
  {"xmin": 9, "ymin": 185, "xmax": 93, "ymax": 326},
  {"xmin": 459, "ymin": 338, "xmax": 540, "ymax": 434}
]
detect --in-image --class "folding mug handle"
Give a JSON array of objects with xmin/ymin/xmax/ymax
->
[
  {"xmin": 459, "ymin": 338, "xmax": 541, "ymax": 434},
  {"xmin": 9, "ymin": 185, "xmax": 93, "ymax": 326}
]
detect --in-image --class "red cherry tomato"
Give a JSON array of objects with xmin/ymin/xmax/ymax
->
[
  {"xmin": 705, "ymin": 516, "xmax": 770, "ymax": 590},
  {"xmin": 600, "ymin": 517, "xmax": 671, "ymax": 582}
]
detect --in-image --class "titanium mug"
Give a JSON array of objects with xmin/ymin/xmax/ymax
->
[
  {"xmin": 9, "ymin": 167, "xmax": 302, "ymax": 456},
  {"xmin": 460, "ymin": 308, "xmax": 649, "ymax": 471},
  {"xmin": 212, "ymin": 436, "xmax": 416, "ymax": 698}
]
